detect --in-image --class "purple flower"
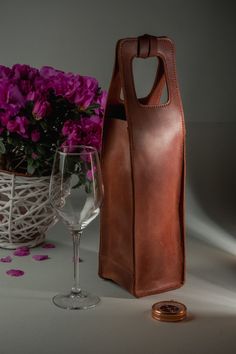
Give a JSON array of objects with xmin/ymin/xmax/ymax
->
[
  {"xmin": 0, "ymin": 65, "xmax": 11, "ymax": 79},
  {"xmin": 86, "ymin": 167, "xmax": 97, "ymax": 181},
  {"xmin": 26, "ymin": 91, "xmax": 38, "ymax": 101},
  {"xmin": 40, "ymin": 66, "xmax": 70, "ymax": 97},
  {"xmin": 11, "ymin": 64, "xmax": 39, "ymax": 82},
  {"xmin": 38, "ymin": 67, "xmax": 101, "ymax": 110},
  {"xmin": 61, "ymin": 120, "xmax": 73, "ymax": 136},
  {"xmin": 6, "ymin": 269, "xmax": 24, "ymax": 277},
  {"xmin": 74, "ymin": 91, "xmax": 94, "ymax": 109},
  {"xmin": 7, "ymin": 116, "xmax": 29, "ymax": 138},
  {"xmin": 0, "ymin": 80, "xmax": 11, "ymax": 105},
  {"xmin": 7, "ymin": 84, "xmax": 25, "ymax": 107},
  {"xmin": 0, "ymin": 63, "xmax": 105, "ymax": 176},
  {"xmin": 61, "ymin": 115, "xmax": 102, "ymax": 151},
  {"xmin": 83, "ymin": 76, "xmax": 99, "ymax": 92},
  {"xmin": 31, "ymin": 130, "xmax": 40, "ymax": 142},
  {"xmin": 33, "ymin": 100, "xmax": 51, "ymax": 120},
  {"xmin": 19, "ymin": 80, "xmax": 32, "ymax": 96},
  {"xmin": 40, "ymin": 66, "xmax": 61, "ymax": 79},
  {"xmin": 95, "ymin": 91, "xmax": 107, "ymax": 114},
  {"xmin": 61, "ymin": 120, "xmax": 80, "ymax": 147},
  {"xmin": 32, "ymin": 255, "xmax": 49, "ymax": 261},
  {"xmin": 0, "ymin": 111, "xmax": 10, "ymax": 127},
  {"xmin": 1, "ymin": 104, "xmax": 21, "ymax": 120},
  {"xmin": 31, "ymin": 152, "xmax": 39, "ymax": 160},
  {"xmin": 13, "ymin": 247, "xmax": 30, "ymax": 257},
  {"xmin": 0, "ymin": 255, "xmax": 12, "ymax": 263}
]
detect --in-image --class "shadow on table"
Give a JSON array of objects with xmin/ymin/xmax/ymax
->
[
  {"xmin": 186, "ymin": 229, "xmax": 236, "ymax": 295},
  {"xmin": 186, "ymin": 122, "xmax": 236, "ymax": 253}
]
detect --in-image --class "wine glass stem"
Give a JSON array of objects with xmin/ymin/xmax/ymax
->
[{"xmin": 71, "ymin": 230, "xmax": 82, "ymax": 295}]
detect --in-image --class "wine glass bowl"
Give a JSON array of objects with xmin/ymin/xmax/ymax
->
[{"xmin": 49, "ymin": 145, "xmax": 103, "ymax": 310}]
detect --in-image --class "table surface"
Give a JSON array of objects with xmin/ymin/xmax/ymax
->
[{"xmin": 0, "ymin": 218, "xmax": 236, "ymax": 354}]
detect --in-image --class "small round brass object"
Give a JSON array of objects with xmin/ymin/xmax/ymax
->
[{"xmin": 152, "ymin": 300, "xmax": 187, "ymax": 322}]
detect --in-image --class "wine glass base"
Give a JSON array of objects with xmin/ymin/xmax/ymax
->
[{"xmin": 53, "ymin": 290, "xmax": 100, "ymax": 310}]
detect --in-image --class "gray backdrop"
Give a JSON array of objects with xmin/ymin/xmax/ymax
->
[{"xmin": 0, "ymin": 0, "xmax": 236, "ymax": 250}]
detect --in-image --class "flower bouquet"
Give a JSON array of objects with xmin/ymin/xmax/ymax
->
[{"xmin": 0, "ymin": 64, "xmax": 106, "ymax": 248}]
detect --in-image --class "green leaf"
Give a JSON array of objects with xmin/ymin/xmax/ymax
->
[
  {"xmin": 88, "ymin": 103, "xmax": 100, "ymax": 110},
  {"xmin": 27, "ymin": 158, "xmax": 34, "ymax": 165},
  {"xmin": 83, "ymin": 103, "xmax": 101, "ymax": 115},
  {"xmin": 27, "ymin": 164, "xmax": 36, "ymax": 175},
  {"xmin": 0, "ymin": 139, "xmax": 6, "ymax": 154},
  {"xmin": 27, "ymin": 158, "xmax": 36, "ymax": 175},
  {"xmin": 85, "ymin": 182, "xmax": 92, "ymax": 194},
  {"xmin": 36, "ymin": 145, "xmax": 45, "ymax": 154},
  {"xmin": 25, "ymin": 145, "xmax": 33, "ymax": 154},
  {"xmin": 34, "ymin": 160, "xmax": 40, "ymax": 168},
  {"xmin": 40, "ymin": 120, "xmax": 47, "ymax": 130}
]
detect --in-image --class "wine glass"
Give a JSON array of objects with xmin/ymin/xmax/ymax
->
[{"xmin": 49, "ymin": 145, "xmax": 104, "ymax": 310}]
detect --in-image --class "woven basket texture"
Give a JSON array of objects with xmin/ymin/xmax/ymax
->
[{"xmin": 0, "ymin": 171, "xmax": 56, "ymax": 249}]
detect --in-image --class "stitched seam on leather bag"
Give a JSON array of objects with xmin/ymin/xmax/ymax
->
[
  {"xmin": 99, "ymin": 41, "xmax": 121, "ymax": 269},
  {"xmin": 171, "ymin": 41, "xmax": 186, "ymax": 283},
  {"xmin": 119, "ymin": 39, "xmax": 136, "ymax": 293},
  {"xmin": 170, "ymin": 39, "xmax": 186, "ymax": 283}
]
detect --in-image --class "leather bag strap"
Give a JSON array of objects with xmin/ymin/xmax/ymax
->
[{"xmin": 114, "ymin": 35, "xmax": 181, "ymax": 111}]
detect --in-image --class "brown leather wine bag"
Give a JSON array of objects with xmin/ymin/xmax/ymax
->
[{"xmin": 99, "ymin": 35, "xmax": 186, "ymax": 297}]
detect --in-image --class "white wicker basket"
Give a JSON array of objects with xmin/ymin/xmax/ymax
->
[{"xmin": 0, "ymin": 170, "xmax": 57, "ymax": 249}]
